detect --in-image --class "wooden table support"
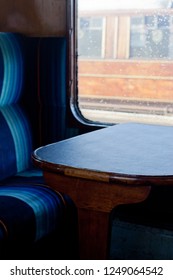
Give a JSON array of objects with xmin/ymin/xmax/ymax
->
[{"xmin": 43, "ymin": 171, "xmax": 151, "ymax": 259}]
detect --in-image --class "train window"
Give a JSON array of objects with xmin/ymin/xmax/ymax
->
[
  {"xmin": 72, "ymin": 0, "xmax": 173, "ymax": 126},
  {"xmin": 130, "ymin": 15, "xmax": 171, "ymax": 59},
  {"xmin": 78, "ymin": 17, "xmax": 105, "ymax": 58}
]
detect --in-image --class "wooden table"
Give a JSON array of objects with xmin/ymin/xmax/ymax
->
[{"xmin": 32, "ymin": 123, "xmax": 173, "ymax": 259}]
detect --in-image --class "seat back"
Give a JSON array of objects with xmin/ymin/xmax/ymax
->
[{"xmin": 0, "ymin": 33, "xmax": 33, "ymax": 181}]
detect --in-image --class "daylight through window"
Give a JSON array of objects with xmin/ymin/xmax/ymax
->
[{"xmin": 77, "ymin": 0, "xmax": 173, "ymax": 125}]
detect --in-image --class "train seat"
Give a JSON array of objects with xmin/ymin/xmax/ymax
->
[{"xmin": 0, "ymin": 32, "xmax": 77, "ymax": 259}]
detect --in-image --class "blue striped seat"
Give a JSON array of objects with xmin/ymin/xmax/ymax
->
[
  {"xmin": 0, "ymin": 33, "xmax": 31, "ymax": 181},
  {"xmin": 0, "ymin": 183, "xmax": 78, "ymax": 259},
  {"xmin": 0, "ymin": 33, "xmax": 24, "ymax": 105},
  {"xmin": 0, "ymin": 33, "xmax": 77, "ymax": 259},
  {"xmin": 0, "ymin": 104, "xmax": 32, "ymax": 181},
  {"xmin": 0, "ymin": 184, "xmax": 66, "ymax": 242}
]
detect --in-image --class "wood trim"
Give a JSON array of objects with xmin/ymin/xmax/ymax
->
[
  {"xmin": 78, "ymin": 76, "xmax": 173, "ymax": 100},
  {"xmin": 117, "ymin": 16, "xmax": 130, "ymax": 59},
  {"xmin": 79, "ymin": 9, "xmax": 173, "ymax": 17},
  {"xmin": 78, "ymin": 60, "xmax": 173, "ymax": 77},
  {"xmin": 105, "ymin": 16, "xmax": 116, "ymax": 58},
  {"xmin": 0, "ymin": 0, "xmax": 66, "ymax": 36},
  {"xmin": 43, "ymin": 171, "xmax": 151, "ymax": 212}
]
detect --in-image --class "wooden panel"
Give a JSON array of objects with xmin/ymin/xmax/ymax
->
[
  {"xmin": 105, "ymin": 16, "xmax": 116, "ymax": 58},
  {"xmin": 79, "ymin": 76, "xmax": 173, "ymax": 100},
  {"xmin": 78, "ymin": 60, "xmax": 173, "ymax": 100},
  {"xmin": 117, "ymin": 16, "xmax": 130, "ymax": 59},
  {"xmin": 78, "ymin": 60, "xmax": 173, "ymax": 77},
  {"xmin": 0, "ymin": 0, "xmax": 66, "ymax": 36}
]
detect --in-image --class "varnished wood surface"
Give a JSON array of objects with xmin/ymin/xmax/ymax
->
[
  {"xmin": 43, "ymin": 171, "xmax": 150, "ymax": 259},
  {"xmin": 79, "ymin": 60, "xmax": 173, "ymax": 77},
  {"xmin": 78, "ymin": 60, "xmax": 173, "ymax": 101},
  {"xmin": 33, "ymin": 123, "xmax": 173, "ymax": 186},
  {"xmin": 43, "ymin": 172, "xmax": 151, "ymax": 213},
  {"xmin": 0, "ymin": 0, "xmax": 66, "ymax": 36},
  {"xmin": 79, "ymin": 76, "xmax": 173, "ymax": 101}
]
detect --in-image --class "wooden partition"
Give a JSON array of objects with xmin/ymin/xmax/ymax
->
[{"xmin": 0, "ymin": 0, "xmax": 66, "ymax": 36}]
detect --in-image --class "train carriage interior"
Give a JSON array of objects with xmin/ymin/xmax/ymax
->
[{"xmin": 0, "ymin": 0, "xmax": 173, "ymax": 260}]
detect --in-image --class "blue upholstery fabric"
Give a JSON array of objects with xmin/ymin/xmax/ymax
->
[
  {"xmin": 2, "ymin": 170, "xmax": 44, "ymax": 186},
  {"xmin": 0, "ymin": 33, "xmax": 24, "ymax": 105},
  {"xmin": 0, "ymin": 33, "xmax": 78, "ymax": 259},
  {"xmin": 39, "ymin": 38, "xmax": 66, "ymax": 106},
  {"xmin": 0, "ymin": 33, "xmax": 33, "ymax": 181},
  {"xmin": 38, "ymin": 38, "xmax": 67, "ymax": 144},
  {"xmin": 0, "ymin": 105, "xmax": 32, "ymax": 180},
  {"xmin": 0, "ymin": 47, "xmax": 3, "ymax": 94},
  {"xmin": 0, "ymin": 180, "xmax": 78, "ymax": 259},
  {"xmin": 37, "ymin": 37, "xmax": 82, "ymax": 143},
  {"xmin": 0, "ymin": 184, "xmax": 66, "ymax": 242}
]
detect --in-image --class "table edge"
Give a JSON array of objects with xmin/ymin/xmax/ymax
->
[{"xmin": 32, "ymin": 152, "xmax": 173, "ymax": 186}]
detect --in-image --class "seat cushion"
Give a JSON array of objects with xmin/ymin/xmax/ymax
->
[
  {"xmin": 0, "ymin": 181, "xmax": 79, "ymax": 259},
  {"xmin": 0, "ymin": 184, "xmax": 66, "ymax": 243},
  {"xmin": 1, "ymin": 168, "xmax": 44, "ymax": 185}
]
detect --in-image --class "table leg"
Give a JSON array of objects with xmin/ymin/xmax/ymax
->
[{"xmin": 78, "ymin": 208, "xmax": 110, "ymax": 259}]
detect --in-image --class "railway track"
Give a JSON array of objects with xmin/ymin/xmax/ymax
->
[{"xmin": 79, "ymin": 97, "xmax": 173, "ymax": 116}]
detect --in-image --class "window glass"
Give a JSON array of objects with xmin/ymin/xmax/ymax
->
[
  {"xmin": 76, "ymin": 0, "xmax": 173, "ymax": 125},
  {"xmin": 130, "ymin": 15, "xmax": 171, "ymax": 59},
  {"xmin": 78, "ymin": 17, "xmax": 104, "ymax": 58}
]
